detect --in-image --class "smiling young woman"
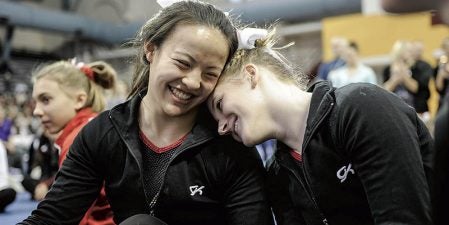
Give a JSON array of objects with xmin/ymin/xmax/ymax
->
[{"xmin": 19, "ymin": 2, "xmax": 274, "ymax": 225}]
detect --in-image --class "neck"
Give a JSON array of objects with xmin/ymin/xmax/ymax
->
[
  {"xmin": 347, "ymin": 60, "xmax": 358, "ymax": 68},
  {"xmin": 139, "ymin": 94, "xmax": 195, "ymax": 147},
  {"xmin": 270, "ymin": 84, "xmax": 312, "ymax": 150}
]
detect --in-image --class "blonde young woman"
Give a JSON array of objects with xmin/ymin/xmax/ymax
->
[
  {"xmin": 383, "ymin": 40, "xmax": 432, "ymax": 117},
  {"xmin": 31, "ymin": 60, "xmax": 117, "ymax": 225},
  {"xmin": 208, "ymin": 28, "xmax": 433, "ymax": 225}
]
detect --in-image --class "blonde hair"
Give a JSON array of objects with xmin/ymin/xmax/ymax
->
[
  {"xmin": 221, "ymin": 27, "xmax": 308, "ymax": 89},
  {"xmin": 32, "ymin": 60, "xmax": 117, "ymax": 112},
  {"xmin": 390, "ymin": 40, "xmax": 414, "ymax": 67}
]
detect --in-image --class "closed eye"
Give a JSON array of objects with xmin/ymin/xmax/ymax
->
[
  {"xmin": 206, "ymin": 72, "xmax": 219, "ymax": 78},
  {"xmin": 175, "ymin": 59, "xmax": 191, "ymax": 69},
  {"xmin": 216, "ymin": 98, "xmax": 223, "ymax": 112}
]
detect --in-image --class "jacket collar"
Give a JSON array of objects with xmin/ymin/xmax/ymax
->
[
  {"xmin": 55, "ymin": 107, "xmax": 97, "ymax": 148},
  {"xmin": 275, "ymin": 81, "xmax": 335, "ymax": 161},
  {"xmin": 305, "ymin": 81, "xmax": 335, "ymax": 135},
  {"xmin": 107, "ymin": 89, "xmax": 217, "ymax": 161}
]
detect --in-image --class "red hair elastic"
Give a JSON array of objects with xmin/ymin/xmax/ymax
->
[{"xmin": 80, "ymin": 65, "xmax": 94, "ymax": 80}]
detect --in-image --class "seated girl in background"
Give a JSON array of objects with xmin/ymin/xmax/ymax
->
[{"xmin": 31, "ymin": 60, "xmax": 117, "ymax": 225}]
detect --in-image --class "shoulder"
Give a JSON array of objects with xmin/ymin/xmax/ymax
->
[
  {"xmin": 74, "ymin": 110, "xmax": 117, "ymax": 149},
  {"xmin": 202, "ymin": 135, "xmax": 264, "ymax": 170},
  {"xmin": 335, "ymin": 83, "xmax": 402, "ymax": 109},
  {"xmin": 359, "ymin": 64, "xmax": 375, "ymax": 73}
]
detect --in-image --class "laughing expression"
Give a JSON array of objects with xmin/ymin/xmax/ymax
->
[{"xmin": 145, "ymin": 24, "xmax": 230, "ymax": 118}]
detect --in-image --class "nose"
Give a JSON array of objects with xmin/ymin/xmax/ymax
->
[
  {"xmin": 218, "ymin": 120, "xmax": 231, "ymax": 135},
  {"xmin": 182, "ymin": 69, "xmax": 201, "ymax": 90},
  {"xmin": 33, "ymin": 104, "xmax": 43, "ymax": 117}
]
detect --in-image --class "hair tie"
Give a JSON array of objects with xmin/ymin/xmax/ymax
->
[
  {"xmin": 237, "ymin": 28, "xmax": 268, "ymax": 50},
  {"xmin": 156, "ymin": 0, "xmax": 183, "ymax": 8},
  {"xmin": 70, "ymin": 58, "xmax": 94, "ymax": 81},
  {"xmin": 80, "ymin": 65, "xmax": 94, "ymax": 81}
]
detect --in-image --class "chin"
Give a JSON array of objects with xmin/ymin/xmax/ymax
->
[{"xmin": 241, "ymin": 137, "xmax": 258, "ymax": 147}]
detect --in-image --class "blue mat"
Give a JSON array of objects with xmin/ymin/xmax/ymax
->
[{"xmin": 0, "ymin": 192, "xmax": 39, "ymax": 225}]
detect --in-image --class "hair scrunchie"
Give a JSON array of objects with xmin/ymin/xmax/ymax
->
[
  {"xmin": 79, "ymin": 65, "xmax": 94, "ymax": 81},
  {"xmin": 237, "ymin": 28, "xmax": 268, "ymax": 50}
]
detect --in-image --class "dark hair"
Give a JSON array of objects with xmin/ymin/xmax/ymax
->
[
  {"xmin": 349, "ymin": 41, "xmax": 359, "ymax": 52},
  {"xmin": 128, "ymin": 1, "xmax": 238, "ymax": 98}
]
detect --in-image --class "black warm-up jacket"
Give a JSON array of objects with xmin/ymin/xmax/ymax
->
[
  {"xmin": 268, "ymin": 81, "xmax": 434, "ymax": 225},
  {"xmin": 19, "ymin": 90, "xmax": 274, "ymax": 225}
]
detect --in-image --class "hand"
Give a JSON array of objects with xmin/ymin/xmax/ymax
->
[
  {"xmin": 440, "ymin": 63, "xmax": 449, "ymax": 79},
  {"xmin": 34, "ymin": 183, "xmax": 49, "ymax": 201}
]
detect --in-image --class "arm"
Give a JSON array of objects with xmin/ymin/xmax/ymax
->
[
  {"xmin": 18, "ymin": 125, "xmax": 104, "ymax": 225},
  {"xmin": 383, "ymin": 65, "xmax": 401, "ymax": 92},
  {"xmin": 405, "ymin": 62, "xmax": 433, "ymax": 95},
  {"xmin": 336, "ymin": 85, "xmax": 433, "ymax": 225},
  {"xmin": 435, "ymin": 64, "xmax": 449, "ymax": 92},
  {"xmin": 401, "ymin": 72, "xmax": 419, "ymax": 93},
  {"xmin": 223, "ymin": 144, "xmax": 275, "ymax": 225}
]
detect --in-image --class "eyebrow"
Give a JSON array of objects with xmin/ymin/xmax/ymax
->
[
  {"xmin": 33, "ymin": 92, "xmax": 47, "ymax": 100},
  {"xmin": 175, "ymin": 51, "xmax": 222, "ymax": 71}
]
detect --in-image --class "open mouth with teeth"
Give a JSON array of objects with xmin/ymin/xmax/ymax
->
[{"xmin": 169, "ymin": 86, "xmax": 193, "ymax": 101}]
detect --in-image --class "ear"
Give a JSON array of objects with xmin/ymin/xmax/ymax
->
[
  {"xmin": 144, "ymin": 42, "xmax": 156, "ymax": 64},
  {"xmin": 74, "ymin": 91, "xmax": 88, "ymax": 111},
  {"xmin": 243, "ymin": 64, "xmax": 260, "ymax": 89}
]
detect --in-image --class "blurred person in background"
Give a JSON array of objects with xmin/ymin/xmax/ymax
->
[
  {"xmin": 30, "ymin": 60, "xmax": 117, "ymax": 225},
  {"xmin": 328, "ymin": 41, "xmax": 377, "ymax": 88},
  {"xmin": 381, "ymin": 1, "xmax": 449, "ymax": 225},
  {"xmin": 0, "ymin": 107, "xmax": 13, "ymax": 144},
  {"xmin": 0, "ymin": 140, "xmax": 16, "ymax": 213},
  {"xmin": 434, "ymin": 37, "xmax": 449, "ymax": 106},
  {"xmin": 21, "ymin": 127, "xmax": 59, "ymax": 201},
  {"xmin": 316, "ymin": 36, "xmax": 349, "ymax": 81},
  {"xmin": 383, "ymin": 40, "xmax": 432, "ymax": 121}
]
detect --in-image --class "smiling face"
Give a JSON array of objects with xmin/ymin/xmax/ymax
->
[
  {"xmin": 144, "ymin": 24, "xmax": 229, "ymax": 118},
  {"xmin": 32, "ymin": 77, "xmax": 82, "ymax": 134},
  {"xmin": 208, "ymin": 65, "xmax": 273, "ymax": 147}
]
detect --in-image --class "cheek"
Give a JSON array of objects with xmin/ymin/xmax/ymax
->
[{"xmin": 203, "ymin": 80, "xmax": 219, "ymax": 94}]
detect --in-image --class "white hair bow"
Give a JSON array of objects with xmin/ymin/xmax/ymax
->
[
  {"xmin": 237, "ymin": 28, "xmax": 268, "ymax": 50},
  {"xmin": 156, "ymin": 0, "xmax": 184, "ymax": 8}
]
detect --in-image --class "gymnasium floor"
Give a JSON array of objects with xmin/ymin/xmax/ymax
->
[{"xmin": 0, "ymin": 192, "xmax": 39, "ymax": 225}]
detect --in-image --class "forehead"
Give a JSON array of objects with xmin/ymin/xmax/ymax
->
[
  {"xmin": 163, "ymin": 24, "xmax": 229, "ymax": 61},
  {"xmin": 32, "ymin": 78, "xmax": 63, "ymax": 98}
]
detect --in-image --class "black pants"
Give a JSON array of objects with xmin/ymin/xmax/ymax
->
[
  {"xmin": 0, "ymin": 187, "xmax": 16, "ymax": 212},
  {"xmin": 21, "ymin": 176, "xmax": 39, "ymax": 200}
]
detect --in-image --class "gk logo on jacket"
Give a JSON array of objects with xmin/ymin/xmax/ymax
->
[{"xmin": 337, "ymin": 163, "xmax": 355, "ymax": 183}]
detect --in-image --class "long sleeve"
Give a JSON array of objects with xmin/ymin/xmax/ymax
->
[
  {"xmin": 18, "ymin": 126, "xmax": 104, "ymax": 225},
  {"xmin": 335, "ymin": 85, "xmax": 433, "ymax": 225}
]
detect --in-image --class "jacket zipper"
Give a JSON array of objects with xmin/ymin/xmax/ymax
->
[
  {"xmin": 281, "ymin": 162, "xmax": 329, "ymax": 225},
  {"xmin": 109, "ymin": 115, "xmax": 155, "ymax": 214},
  {"xmin": 111, "ymin": 116, "xmax": 213, "ymax": 215},
  {"xmin": 295, "ymin": 101, "xmax": 334, "ymax": 225}
]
